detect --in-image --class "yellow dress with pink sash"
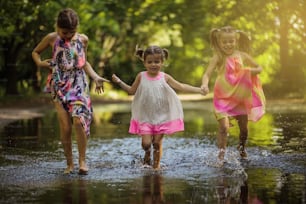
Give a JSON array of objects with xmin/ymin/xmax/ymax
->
[{"xmin": 213, "ymin": 54, "xmax": 265, "ymax": 121}]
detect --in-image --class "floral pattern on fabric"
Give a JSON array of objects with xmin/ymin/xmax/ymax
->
[{"xmin": 50, "ymin": 35, "xmax": 92, "ymax": 136}]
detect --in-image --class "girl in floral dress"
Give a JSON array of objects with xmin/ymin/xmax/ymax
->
[{"xmin": 32, "ymin": 8, "xmax": 109, "ymax": 174}]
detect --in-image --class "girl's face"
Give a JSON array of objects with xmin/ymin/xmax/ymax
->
[
  {"xmin": 218, "ymin": 32, "xmax": 237, "ymax": 55},
  {"xmin": 143, "ymin": 54, "xmax": 163, "ymax": 76},
  {"xmin": 57, "ymin": 27, "xmax": 77, "ymax": 41}
]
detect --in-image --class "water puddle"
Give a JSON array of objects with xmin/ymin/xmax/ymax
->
[{"xmin": 0, "ymin": 101, "xmax": 305, "ymax": 203}]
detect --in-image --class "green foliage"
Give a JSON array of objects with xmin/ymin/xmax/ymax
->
[{"xmin": 0, "ymin": 0, "xmax": 305, "ymax": 98}]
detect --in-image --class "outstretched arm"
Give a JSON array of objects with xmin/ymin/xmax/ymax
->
[
  {"xmin": 201, "ymin": 54, "xmax": 218, "ymax": 94},
  {"xmin": 81, "ymin": 34, "xmax": 109, "ymax": 94},
  {"xmin": 83, "ymin": 62, "xmax": 110, "ymax": 94},
  {"xmin": 112, "ymin": 73, "xmax": 141, "ymax": 95},
  {"xmin": 165, "ymin": 74, "xmax": 205, "ymax": 95}
]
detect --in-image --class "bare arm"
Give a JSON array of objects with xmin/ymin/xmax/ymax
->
[
  {"xmin": 83, "ymin": 62, "xmax": 110, "ymax": 94},
  {"xmin": 32, "ymin": 32, "xmax": 57, "ymax": 71},
  {"xmin": 240, "ymin": 51, "xmax": 263, "ymax": 75},
  {"xmin": 112, "ymin": 73, "xmax": 141, "ymax": 95},
  {"xmin": 165, "ymin": 74, "xmax": 204, "ymax": 94},
  {"xmin": 81, "ymin": 34, "xmax": 110, "ymax": 93},
  {"xmin": 201, "ymin": 54, "xmax": 219, "ymax": 94}
]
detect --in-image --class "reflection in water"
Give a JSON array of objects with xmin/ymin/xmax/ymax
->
[
  {"xmin": 2, "ymin": 118, "xmax": 43, "ymax": 149},
  {"xmin": 142, "ymin": 174, "xmax": 165, "ymax": 204},
  {"xmin": 62, "ymin": 179, "xmax": 88, "ymax": 204},
  {"xmin": 216, "ymin": 177, "xmax": 249, "ymax": 204},
  {"xmin": 1, "ymin": 102, "xmax": 306, "ymax": 153},
  {"xmin": 0, "ymin": 102, "xmax": 306, "ymax": 204},
  {"xmin": 1, "ymin": 116, "xmax": 58, "ymax": 151}
]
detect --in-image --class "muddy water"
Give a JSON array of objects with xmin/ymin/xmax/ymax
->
[{"xmin": 0, "ymin": 101, "xmax": 305, "ymax": 203}]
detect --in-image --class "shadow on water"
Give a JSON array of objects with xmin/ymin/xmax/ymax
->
[{"xmin": 0, "ymin": 101, "xmax": 305, "ymax": 203}]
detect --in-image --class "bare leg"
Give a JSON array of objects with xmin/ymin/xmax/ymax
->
[
  {"xmin": 217, "ymin": 117, "xmax": 230, "ymax": 160},
  {"xmin": 235, "ymin": 115, "xmax": 248, "ymax": 158},
  {"xmin": 73, "ymin": 117, "xmax": 88, "ymax": 173},
  {"xmin": 54, "ymin": 102, "xmax": 73, "ymax": 173},
  {"xmin": 152, "ymin": 134, "xmax": 164, "ymax": 169},
  {"xmin": 142, "ymin": 135, "xmax": 153, "ymax": 165}
]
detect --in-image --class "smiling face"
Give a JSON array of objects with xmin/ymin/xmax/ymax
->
[
  {"xmin": 143, "ymin": 54, "xmax": 163, "ymax": 76},
  {"xmin": 218, "ymin": 32, "xmax": 237, "ymax": 56}
]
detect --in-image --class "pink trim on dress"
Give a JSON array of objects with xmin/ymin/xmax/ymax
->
[
  {"xmin": 129, "ymin": 119, "xmax": 184, "ymax": 135},
  {"xmin": 144, "ymin": 71, "xmax": 163, "ymax": 81}
]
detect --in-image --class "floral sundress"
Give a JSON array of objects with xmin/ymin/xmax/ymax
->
[{"xmin": 50, "ymin": 35, "xmax": 92, "ymax": 136}]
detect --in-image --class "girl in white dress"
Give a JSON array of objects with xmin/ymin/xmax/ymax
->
[{"xmin": 112, "ymin": 45, "xmax": 204, "ymax": 169}]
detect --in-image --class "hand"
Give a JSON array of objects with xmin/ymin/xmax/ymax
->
[
  {"xmin": 112, "ymin": 74, "xmax": 121, "ymax": 84},
  {"xmin": 95, "ymin": 76, "xmax": 110, "ymax": 94},
  {"xmin": 41, "ymin": 59, "xmax": 53, "ymax": 71},
  {"xmin": 201, "ymin": 84, "xmax": 209, "ymax": 95},
  {"xmin": 199, "ymin": 88, "xmax": 206, "ymax": 95}
]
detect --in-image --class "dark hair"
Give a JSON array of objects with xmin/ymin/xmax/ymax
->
[
  {"xmin": 57, "ymin": 8, "xmax": 79, "ymax": 30},
  {"xmin": 135, "ymin": 45, "xmax": 169, "ymax": 61}
]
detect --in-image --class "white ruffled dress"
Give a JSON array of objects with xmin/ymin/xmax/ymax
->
[{"xmin": 129, "ymin": 71, "xmax": 184, "ymax": 135}]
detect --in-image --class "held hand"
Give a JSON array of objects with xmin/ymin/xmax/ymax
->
[
  {"xmin": 199, "ymin": 88, "xmax": 206, "ymax": 95},
  {"xmin": 250, "ymin": 66, "xmax": 262, "ymax": 75},
  {"xmin": 201, "ymin": 84, "xmax": 209, "ymax": 95},
  {"xmin": 95, "ymin": 76, "xmax": 110, "ymax": 94},
  {"xmin": 112, "ymin": 74, "xmax": 122, "ymax": 84}
]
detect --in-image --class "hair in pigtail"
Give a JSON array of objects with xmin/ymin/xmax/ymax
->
[
  {"xmin": 210, "ymin": 28, "xmax": 225, "ymax": 69},
  {"xmin": 210, "ymin": 28, "xmax": 220, "ymax": 52},
  {"xmin": 135, "ymin": 45, "xmax": 169, "ymax": 62},
  {"xmin": 162, "ymin": 48, "xmax": 169, "ymax": 61},
  {"xmin": 135, "ymin": 44, "xmax": 145, "ymax": 61},
  {"xmin": 236, "ymin": 30, "xmax": 251, "ymax": 54}
]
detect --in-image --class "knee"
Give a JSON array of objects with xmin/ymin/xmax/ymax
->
[
  {"xmin": 73, "ymin": 117, "xmax": 82, "ymax": 126},
  {"xmin": 152, "ymin": 142, "xmax": 161, "ymax": 151},
  {"xmin": 142, "ymin": 141, "xmax": 151, "ymax": 151}
]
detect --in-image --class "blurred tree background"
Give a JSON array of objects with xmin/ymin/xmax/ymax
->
[{"xmin": 0, "ymin": 0, "xmax": 305, "ymax": 99}]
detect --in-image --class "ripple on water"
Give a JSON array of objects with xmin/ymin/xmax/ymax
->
[
  {"xmin": 86, "ymin": 137, "xmax": 250, "ymax": 181},
  {"xmin": 0, "ymin": 137, "xmax": 305, "ymax": 187}
]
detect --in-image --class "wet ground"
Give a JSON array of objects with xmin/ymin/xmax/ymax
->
[{"xmin": 0, "ymin": 100, "xmax": 305, "ymax": 203}]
